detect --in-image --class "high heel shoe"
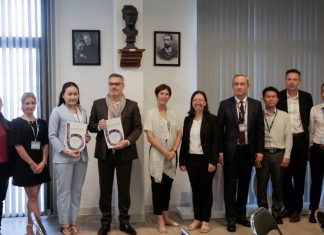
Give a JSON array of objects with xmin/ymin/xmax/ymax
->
[
  {"xmin": 165, "ymin": 219, "xmax": 180, "ymax": 227},
  {"xmin": 70, "ymin": 224, "xmax": 82, "ymax": 235},
  {"xmin": 59, "ymin": 225, "xmax": 71, "ymax": 235},
  {"xmin": 26, "ymin": 224, "xmax": 34, "ymax": 235},
  {"xmin": 200, "ymin": 221, "xmax": 210, "ymax": 233},
  {"xmin": 187, "ymin": 220, "xmax": 201, "ymax": 231}
]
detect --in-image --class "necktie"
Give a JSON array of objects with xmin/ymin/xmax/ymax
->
[{"xmin": 238, "ymin": 101, "xmax": 246, "ymax": 146}]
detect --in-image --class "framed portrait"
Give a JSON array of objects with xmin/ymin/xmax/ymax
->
[
  {"xmin": 72, "ymin": 30, "xmax": 101, "ymax": 65},
  {"xmin": 154, "ymin": 31, "xmax": 180, "ymax": 66}
]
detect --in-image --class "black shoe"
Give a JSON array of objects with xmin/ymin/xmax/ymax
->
[
  {"xmin": 279, "ymin": 209, "xmax": 292, "ymax": 218},
  {"xmin": 309, "ymin": 213, "xmax": 317, "ymax": 223},
  {"xmin": 236, "ymin": 217, "xmax": 251, "ymax": 227},
  {"xmin": 273, "ymin": 215, "xmax": 283, "ymax": 224},
  {"xmin": 289, "ymin": 212, "xmax": 301, "ymax": 223},
  {"xmin": 98, "ymin": 224, "xmax": 111, "ymax": 235},
  {"xmin": 120, "ymin": 223, "xmax": 137, "ymax": 235},
  {"xmin": 227, "ymin": 221, "xmax": 236, "ymax": 232}
]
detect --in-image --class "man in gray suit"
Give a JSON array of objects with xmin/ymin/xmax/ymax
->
[
  {"xmin": 218, "ymin": 74, "xmax": 264, "ymax": 232},
  {"xmin": 88, "ymin": 73, "xmax": 142, "ymax": 235}
]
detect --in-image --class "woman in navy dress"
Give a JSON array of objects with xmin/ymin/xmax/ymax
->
[{"xmin": 12, "ymin": 92, "xmax": 50, "ymax": 235}]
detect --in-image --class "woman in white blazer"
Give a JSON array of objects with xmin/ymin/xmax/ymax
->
[{"xmin": 49, "ymin": 82, "xmax": 91, "ymax": 235}]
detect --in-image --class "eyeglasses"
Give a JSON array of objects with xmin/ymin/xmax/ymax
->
[{"xmin": 109, "ymin": 82, "xmax": 123, "ymax": 87}]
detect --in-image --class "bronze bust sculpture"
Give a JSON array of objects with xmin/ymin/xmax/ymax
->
[{"xmin": 122, "ymin": 5, "xmax": 138, "ymax": 49}]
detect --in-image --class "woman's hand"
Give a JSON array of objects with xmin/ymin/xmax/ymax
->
[
  {"xmin": 180, "ymin": 165, "xmax": 186, "ymax": 172},
  {"xmin": 208, "ymin": 163, "xmax": 216, "ymax": 172},
  {"xmin": 165, "ymin": 150, "xmax": 176, "ymax": 160},
  {"xmin": 33, "ymin": 161, "xmax": 46, "ymax": 174},
  {"xmin": 64, "ymin": 149, "xmax": 80, "ymax": 158},
  {"xmin": 85, "ymin": 133, "xmax": 91, "ymax": 143}
]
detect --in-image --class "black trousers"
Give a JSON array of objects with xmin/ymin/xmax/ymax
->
[
  {"xmin": 186, "ymin": 154, "xmax": 215, "ymax": 222},
  {"xmin": 282, "ymin": 134, "xmax": 308, "ymax": 213},
  {"xmin": 223, "ymin": 145, "xmax": 252, "ymax": 222},
  {"xmin": 151, "ymin": 173, "xmax": 173, "ymax": 215},
  {"xmin": 309, "ymin": 145, "xmax": 324, "ymax": 211},
  {"xmin": 256, "ymin": 151, "xmax": 284, "ymax": 217},
  {"xmin": 98, "ymin": 151, "xmax": 133, "ymax": 225},
  {"xmin": 0, "ymin": 163, "xmax": 10, "ymax": 228}
]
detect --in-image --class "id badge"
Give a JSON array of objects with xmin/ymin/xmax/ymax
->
[
  {"xmin": 31, "ymin": 141, "xmax": 41, "ymax": 150},
  {"xmin": 239, "ymin": 124, "xmax": 247, "ymax": 132},
  {"xmin": 265, "ymin": 134, "xmax": 272, "ymax": 144},
  {"xmin": 320, "ymin": 136, "xmax": 324, "ymax": 145}
]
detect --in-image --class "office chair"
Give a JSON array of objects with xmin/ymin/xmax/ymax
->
[
  {"xmin": 31, "ymin": 212, "xmax": 47, "ymax": 235},
  {"xmin": 317, "ymin": 211, "xmax": 324, "ymax": 232},
  {"xmin": 250, "ymin": 207, "xmax": 283, "ymax": 235},
  {"xmin": 179, "ymin": 227, "xmax": 191, "ymax": 235}
]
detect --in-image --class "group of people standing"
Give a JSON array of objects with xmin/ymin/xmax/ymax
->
[{"xmin": 0, "ymin": 69, "xmax": 323, "ymax": 235}]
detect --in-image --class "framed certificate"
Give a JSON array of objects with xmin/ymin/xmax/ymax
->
[
  {"xmin": 104, "ymin": 117, "xmax": 124, "ymax": 149},
  {"xmin": 65, "ymin": 122, "xmax": 87, "ymax": 151}
]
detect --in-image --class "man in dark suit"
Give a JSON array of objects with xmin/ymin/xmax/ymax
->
[
  {"xmin": 88, "ymin": 73, "xmax": 142, "ymax": 235},
  {"xmin": 277, "ymin": 69, "xmax": 313, "ymax": 222},
  {"xmin": 158, "ymin": 34, "xmax": 178, "ymax": 60},
  {"xmin": 218, "ymin": 74, "xmax": 264, "ymax": 232}
]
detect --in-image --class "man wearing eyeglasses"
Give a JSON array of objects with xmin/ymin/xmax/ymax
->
[
  {"xmin": 88, "ymin": 73, "xmax": 142, "ymax": 235},
  {"xmin": 308, "ymin": 83, "xmax": 324, "ymax": 224}
]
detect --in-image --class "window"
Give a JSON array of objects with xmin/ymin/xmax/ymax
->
[{"xmin": 0, "ymin": 0, "xmax": 46, "ymax": 217}]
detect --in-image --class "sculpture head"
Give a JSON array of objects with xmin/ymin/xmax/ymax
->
[{"xmin": 122, "ymin": 5, "xmax": 138, "ymax": 27}]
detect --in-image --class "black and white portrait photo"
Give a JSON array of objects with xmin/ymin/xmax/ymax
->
[
  {"xmin": 72, "ymin": 30, "xmax": 101, "ymax": 65},
  {"xmin": 154, "ymin": 31, "xmax": 180, "ymax": 66}
]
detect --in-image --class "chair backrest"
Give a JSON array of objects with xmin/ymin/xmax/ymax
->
[
  {"xmin": 250, "ymin": 207, "xmax": 283, "ymax": 235},
  {"xmin": 179, "ymin": 227, "xmax": 191, "ymax": 235},
  {"xmin": 30, "ymin": 212, "xmax": 47, "ymax": 235}
]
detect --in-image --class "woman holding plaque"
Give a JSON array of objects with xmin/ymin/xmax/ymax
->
[
  {"xmin": 49, "ymin": 82, "xmax": 91, "ymax": 235},
  {"xmin": 144, "ymin": 84, "xmax": 182, "ymax": 233},
  {"xmin": 179, "ymin": 91, "xmax": 219, "ymax": 233},
  {"xmin": 11, "ymin": 92, "xmax": 50, "ymax": 235}
]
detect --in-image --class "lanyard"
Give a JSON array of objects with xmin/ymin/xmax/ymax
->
[
  {"xmin": 264, "ymin": 111, "xmax": 277, "ymax": 133},
  {"xmin": 25, "ymin": 117, "xmax": 39, "ymax": 141}
]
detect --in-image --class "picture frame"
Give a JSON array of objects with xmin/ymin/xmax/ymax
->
[
  {"xmin": 72, "ymin": 30, "xmax": 101, "ymax": 65},
  {"xmin": 154, "ymin": 31, "xmax": 180, "ymax": 66}
]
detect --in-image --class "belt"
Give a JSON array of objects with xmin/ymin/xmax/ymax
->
[
  {"xmin": 264, "ymin": 148, "xmax": 284, "ymax": 154},
  {"xmin": 293, "ymin": 133, "xmax": 304, "ymax": 137},
  {"xmin": 313, "ymin": 143, "xmax": 324, "ymax": 150}
]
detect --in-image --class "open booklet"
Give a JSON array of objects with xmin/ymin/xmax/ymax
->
[
  {"xmin": 104, "ymin": 117, "xmax": 125, "ymax": 149},
  {"xmin": 65, "ymin": 121, "xmax": 87, "ymax": 151}
]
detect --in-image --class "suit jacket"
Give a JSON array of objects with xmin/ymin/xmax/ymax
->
[
  {"xmin": 277, "ymin": 89, "xmax": 313, "ymax": 144},
  {"xmin": 179, "ymin": 112, "xmax": 220, "ymax": 166},
  {"xmin": 158, "ymin": 47, "xmax": 178, "ymax": 60},
  {"xmin": 88, "ymin": 98, "xmax": 142, "ymax": 161},
  {"xmin": 48, "ymin": 104, "xmax": 89, "ymax": 163},
  {"xmin": 217, "ymin": 96, "xmax": 264, "ymax": 163}
]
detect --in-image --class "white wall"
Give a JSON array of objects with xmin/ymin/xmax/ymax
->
[{"xmin": 54, "ymin": 0, "xmax": 197, "ymax": 217}]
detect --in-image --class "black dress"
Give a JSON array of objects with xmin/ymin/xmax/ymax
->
[{"xmin": 12, "ymin": 117, "xmax": 51, "ymax": 187}]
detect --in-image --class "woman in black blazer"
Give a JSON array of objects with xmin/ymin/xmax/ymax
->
[{"xmin": 179, "ymin": 90, "xmax": 220, "ymax": 233}]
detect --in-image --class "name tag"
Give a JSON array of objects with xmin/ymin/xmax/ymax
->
[
  {"xmin": 31, "ymin": 141, "xmax": 41, "ymax": 150},
  {"xmin": 320, "ymin": 137, "xmax": 324, "ymax": 145},
  {"xmin": 265, "ymin": 134, "xmax": 272, "ymax": 144},
  {"xmin": 239, "ymin": 124, "xmax": 247, "ymax": 132}
]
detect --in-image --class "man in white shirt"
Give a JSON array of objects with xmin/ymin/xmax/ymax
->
[
  {"xmin": 308, "ymin": 83, "xmax": 324, "ymax": 224},
  {"xmin": 256, "ymin": 87, "xmax": 292, "ymax": 224},
  {"xmin": 277, "ymin": 69, "xmax": 313, "ymax": 222}
]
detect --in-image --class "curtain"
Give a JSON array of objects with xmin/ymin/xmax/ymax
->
[
  {"xmin": 198, "ymin": 0, "xmax": 324, "ymax": 216},
  {"xmin": 0, "ymin": 0, "xmax": 49, "ymax": 217}
]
